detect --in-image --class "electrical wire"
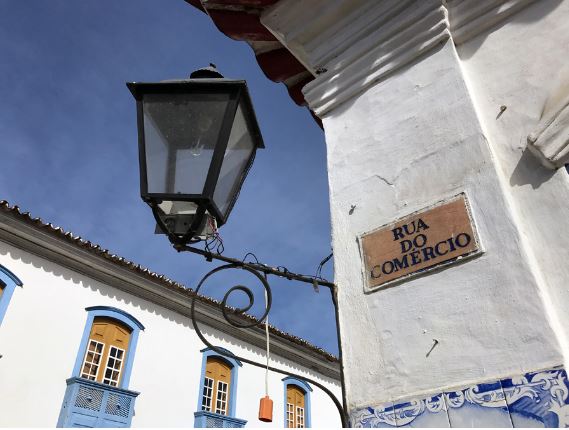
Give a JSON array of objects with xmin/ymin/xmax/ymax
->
[
  {"xmin": 205, "ymin": 217, "xmax": 224, "ymax": 255},
  {"xmin": 242, "ymin": 252, "xmax": 260, "ymax": 265},
  {"xmin": 242, "ymin": 253, "xmax": 270, "ymax": 394},
  {"xmin": 315, "ymin": 251, "xmax": 333, "ymax": 280},
  {"xmin": 200, "ymin": 244, "xmax": 333, "ymax": 288}
]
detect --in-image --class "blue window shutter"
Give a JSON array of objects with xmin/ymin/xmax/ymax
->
[
  {"xmin": 59, "ymin": 306, "xmax": 144, "ymax": 428},
  {"xmin": 0, "ymin": 264, "xmax": 23, "ymax": 326}
]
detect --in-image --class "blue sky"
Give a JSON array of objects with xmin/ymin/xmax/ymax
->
[{"xmin": 0, "ymin": 1, "xmax": 338, "ymax": 354}]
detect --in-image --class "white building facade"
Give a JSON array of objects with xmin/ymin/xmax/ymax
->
[
  {"xmin": 184, "ymin": 0, "xmax": 569, "ymax": 427},
  {"xmin": 0, "ymin": 201, "xmax": 342, "ymax": 428}
]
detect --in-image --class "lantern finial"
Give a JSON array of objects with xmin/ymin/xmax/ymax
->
[{"xmin": 189, "ymin": 64, "xmax": 224, "ymax": 79}]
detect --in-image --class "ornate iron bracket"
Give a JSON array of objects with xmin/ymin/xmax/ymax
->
[
  {"xmin": 149, "ymin": 204, "xmax": 348, "ymax": 424},
  {"xmin": 187, "ymin": 258, "xmax": 349, "ymax": 427}
]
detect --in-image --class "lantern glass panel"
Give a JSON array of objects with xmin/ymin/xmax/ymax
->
[
  {"xmin": 213, "ymin": 100, "xmax": 256, "ymax": 217},
  {"xmin": 142, "ymin": 92, "xmax": 231, "ymax": 196}
]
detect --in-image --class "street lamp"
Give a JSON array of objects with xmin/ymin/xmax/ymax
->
[
  {"xmin": 127, "ymin": 66, "xmax": 348, "ymax": 427},
  {"xmin": 127, "ymin": 65, "xmax": 264, "ymax": 245}
]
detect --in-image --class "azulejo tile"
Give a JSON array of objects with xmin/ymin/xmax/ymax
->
[
  {"xmin": 350, "ymin": 402, "xmax": 397, "ymax": 428},
  {"xmin": 502, "ymin": 367, "xmax": 569, "ymax": 428},
  {"xmin": 393, "ymin": 393, "xmax": 449, "ymax": 428},
  {"xmin": 445, "ymin": 381, "xmax": 513, "ymax": 427},
  {"xmin": 348, "ymin": 365, "xmax": 569, "ymax": 428}
]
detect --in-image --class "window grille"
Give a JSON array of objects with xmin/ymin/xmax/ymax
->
[
  {"xmin": 287, "ymin": 403, "xmax": 294, "ymax": 428},
  {"xmin": 215, "ymin": 381, "xmax": 228, "ymax": 415},
  {"xmin": 102, "ymin": 346, "xmax": 125, "ymax": 386},
  {"xmin": 80, "ymin": 340, "xmax": 104, "ymax": 381},
  {"xmin": 296, "ymin": 406, "xmax": 305, "ymax": 428},
  {"xmin": 105, "ymin": 392, "xmax": 132, "ymax": 418},
  {"xmin": 194, "ymin": 411, "xmax": 246, "ymax": 428},
  {"xmin": 58, "ymin": 377, "xmax": 139, "ymax": 428},
  {"xmin": 74, "ymin": 385, "xmax": 104, "ymax": 411},
  {"xmin": 202, "ymin": 377, "xmax": 214, "ymax": 411},
  {"xmin": 206, "ymin": 414, "xmax": 224, "ymax": 428}
]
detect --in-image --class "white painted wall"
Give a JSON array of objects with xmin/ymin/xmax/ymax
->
[
  {"xmin": 258, "ymin": 0, "xmax": 569, "ymax": 414},
  {"xmin": 317, "ymin": 38, "xmax": 563, "ymax": 410},
  {"xmin": 0, "ymin": 240, "xmax": 341, "ymax": 427},
  {"xmin": 456, "ymin": 0, "xmax": 569, "ymax": 365}
]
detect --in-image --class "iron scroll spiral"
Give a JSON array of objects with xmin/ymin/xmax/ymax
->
[{"xmin": 190, "ymin": 263, "xmax": 348, "ymax": 427}]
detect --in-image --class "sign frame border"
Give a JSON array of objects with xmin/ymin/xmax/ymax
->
[{"xmin": 357, "ymin": 192, "xmax": 484, "ymax": 294}]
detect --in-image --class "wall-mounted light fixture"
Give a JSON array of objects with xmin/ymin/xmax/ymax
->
[
  {"xmin": 127, "ymin": 66, "xmax": 348, "ymax": 427},
  {"xmin": 127, "ymin": 65, "xmax": 264, "ymax": 245}
]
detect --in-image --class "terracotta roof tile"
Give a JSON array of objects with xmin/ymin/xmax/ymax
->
[{"xmin": 184, "ymin": 0, "xmax": 321, "ymax": 126}]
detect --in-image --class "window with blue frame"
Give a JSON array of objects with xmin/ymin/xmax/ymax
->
[
  {"xmin": 194, "ymin": 348, "xmax": 247, "ymax": 428},
  {"xmin": 57, "ymin": 306, "xmax": 144, "ymax": 428},
  {"xmin": 79, "ymin": 316, "xmax": 132, "ymax": 386},
  {"xmin": 0, "ymin": 264, "xmax": 23, "ymax": 326},
  {"xmin": 283, "ymin": 377, "xmax": 312, "ymax": 428}
]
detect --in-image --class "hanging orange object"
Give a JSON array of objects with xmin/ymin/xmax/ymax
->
[{"xmin": 258, "ymin": 395, "xmax": 273, "ymax": 422}]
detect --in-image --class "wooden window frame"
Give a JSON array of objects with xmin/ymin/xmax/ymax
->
[
  {"xmin": 102, "ymin": 344, "xmax": 127, "ymax": 386},
  {"xmin": 196, "ymin": 348, "xmax": 242, "ymax": 421},
  {"xmin": 283, "ymin": 377, "xmax": 312, "ymax": 428},
  {"xmin": 296, "ymin": 405, "xmax": 305, "ymax": 428},
  {"xmin": 286, "ymin": 402, "xmax": 295, "ymax": 428},
  {"xmin": 201, "ymin": 376, "xmax": 215, "ymax": 411},
  {"xmin": 215, "ymin": 379, "xmax": 229, "ymax": 415},
  {"xmin": 200, "ymin": 357, "xmax": 231, "ymax": 416},
  {"xmin": 72, "ymin": 306, "xmax": 144, "ymax": 390},
  {"xmin": 80, "ymin": 339, "xmax": 105, "ymax": 381}
]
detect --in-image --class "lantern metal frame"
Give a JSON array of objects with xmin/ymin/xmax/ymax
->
[{"xmin": 127, "ymin": 79, "xmax": 264, "ymax": 245}]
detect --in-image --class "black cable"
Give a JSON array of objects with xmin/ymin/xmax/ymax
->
[
  {"xmin": 315, "ymin": 252, "xmax": 333, "ymax": 280},
  {"xmin": 242, "ymin": 252, "xmax": 260, "ymax": 265}
]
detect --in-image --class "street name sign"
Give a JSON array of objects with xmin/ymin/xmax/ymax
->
[{"xmin": 359, "ymin": 194, "xmax": 481, "ymax": 292}]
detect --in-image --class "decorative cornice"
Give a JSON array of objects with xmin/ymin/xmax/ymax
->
[
  {"xmin": 259, "ymin": 0, "xmax": 539, "ymax": 117},
  {"xmin": 262, "ymin": 0, "xmax": 450, "ymax": 117},
  {"xmin": 446, "ymin": 0, "xmax": 538, "ymax": 45},
  {"xmin": 527, "ymin": 86, "xmax": 569, "ymax": 169},
  {"xmin": 185, "ymin": 0, "xmax": 538, "ymax": 121}
]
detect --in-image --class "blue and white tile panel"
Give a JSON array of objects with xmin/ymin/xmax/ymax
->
[{"xmin": 350, "ymin": 366, "xmax": 569, "ymax": 428}]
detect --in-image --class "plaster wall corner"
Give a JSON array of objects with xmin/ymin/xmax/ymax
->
[
  {"xmin": 321, "ymin": 39, "xmax": 562, "ymax": 409},
  {"xmin": 260, "ymin": 0, "xmax": 569, "ymax": 413},
  {"xmin": 456, "ymin": 0, "xmax": 569, "ymax": 369}
]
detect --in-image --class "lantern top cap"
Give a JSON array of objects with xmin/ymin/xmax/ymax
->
[
  {"xmin": 125, "ymin": 69, "xmax": 265, "ymax": 149},
  {"xmin": 126, "ymin": 64, "xmax": 233, "ymax": 97},
  {"xmin": 190, "ymin": 63, "xmax": 224, "ymax": 79},
  {"xmin": 126, "ymin": 78, "xmax": 249, "ymax": 100}
]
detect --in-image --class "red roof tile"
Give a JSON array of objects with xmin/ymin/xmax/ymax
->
[{"xmin": 183, "ymin": 0, "xmax": 320, "ymax": 126}]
